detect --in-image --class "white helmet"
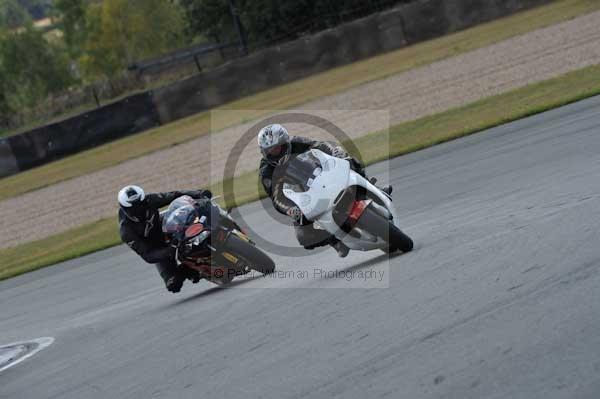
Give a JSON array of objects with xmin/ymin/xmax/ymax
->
[
  {"xmin": 118, "ymin": 185, "xmax": 145, "ymax": 208},
  {"xmin": 258, "ymin": 124, "xmax": 291, "ymax": 165},
  {"xmin": 118, "ymin": 185, "xmax": 147, "ymax": 222}
]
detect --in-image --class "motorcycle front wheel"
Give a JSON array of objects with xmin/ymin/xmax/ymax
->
[
  {"xmin": 224, "ymin": 234, "xmax": 276, "ymax": 275},
  {"xmin": 356, "ymin": 206, "xmax": 414, "ymax": 253}
]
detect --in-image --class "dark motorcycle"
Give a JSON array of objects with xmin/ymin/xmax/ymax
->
[{"xmin": 162, "ymin": 196, "xmax": 275, "ymax": 285}]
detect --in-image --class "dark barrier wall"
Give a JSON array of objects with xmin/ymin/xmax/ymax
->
[
  {"xmin": 152, "ymin": 7, "xmax": 410, "ymax": 123},
  {"xmin": 0, "ymin": 0, "xmax": 553, "ymax": 178},
  {"xmin": 400, "ymin": 0, "xmax": 551, "ymax": 43},
  {"xmin": 2, "ymin": 93, "xmax": 159, "ymax": 176},
  {"xmin": 152, "ymin": 0, "xmax": 551, "ymax": 123},
  {"xmin": 0, "ymin": 140, "xmax": 18, "ymax": 178}
]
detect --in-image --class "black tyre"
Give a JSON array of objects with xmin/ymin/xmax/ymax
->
[
  {"xmin": 224, "ymin": 234, "xmax": 276, "ymax": 274},
  {"xmin": 356, "ymin": 206, "xmax": 414, "ymax": 253},
  {"xmin": 388, "ymin": 226, "xmax": 414, "ymax": 253}
]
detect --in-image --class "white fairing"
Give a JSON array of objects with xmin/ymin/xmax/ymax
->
[{"xmin": 283, "ymin": 150, "xmax": 399, "ymax": 251}]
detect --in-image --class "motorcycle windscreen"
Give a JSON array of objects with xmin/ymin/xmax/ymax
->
[
  {"xmin": 161, "ymin": 196, "xmax": 196, "ymax": 229},
  {"xmin": 162, "ymin": 204, "xmax": 199, "ymax": 241},
  {"xmin": 166, "ymin": 195, "xmax": 196, "ymax": 214},
  {"xmin": 280, "ymin": 152, "xmax": 323, "ymax": 192},
  {"xmin": 162, "ymin": 201, "xmax": 220, "ymax": 239}
]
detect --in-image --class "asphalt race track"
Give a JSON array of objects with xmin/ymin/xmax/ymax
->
[{"xmin": 2, "ymin": 97, "xmax": 600, "ymax": 399}]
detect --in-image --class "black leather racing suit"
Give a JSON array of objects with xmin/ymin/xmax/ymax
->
[
  {"xmin": 259, "ymin": 136, "xmax": 365, "ymax": 249},
  {"xmin": 119, "ymin": 190, "xmax": 212, "ymax": 284}
]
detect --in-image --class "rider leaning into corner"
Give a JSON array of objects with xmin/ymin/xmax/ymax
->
[
  {"xmin": 258, "ymin": 124, "xmax": 392, "ymax": 258},
  {"xmin": 118, "ymin": 185, "xmax": 212, "ymax": 293}
]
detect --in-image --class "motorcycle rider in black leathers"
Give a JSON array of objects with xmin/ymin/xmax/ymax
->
[
  {"xmin": 258, "ymin": 124, "xmax": 392, "ymax": 257},
  {"xmin": 118, "ymin": 185, "xmax": 212, "ymax": 293}
]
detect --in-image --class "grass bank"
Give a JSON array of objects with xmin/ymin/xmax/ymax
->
[
  {"xmin": 1, "ymin": 0, "xmax": 598, "ymax": 202},
  {"xmin": 2, "ymin": 64, "xmax": 600, "ymax": 281}
]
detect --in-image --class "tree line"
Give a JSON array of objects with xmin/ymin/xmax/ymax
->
[
  {"xmin": 0, "ymin": 0, "xmax": 52, "ymax": 28},
  {"xmin": 0, "ymin": 0, "xmax": 407, "ymax": 129}
]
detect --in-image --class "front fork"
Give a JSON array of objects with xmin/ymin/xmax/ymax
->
[{"xmin": 206, "ymin": 227, "xmax": 254, "ymax": 281}]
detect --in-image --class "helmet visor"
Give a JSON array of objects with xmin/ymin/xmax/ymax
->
[{"xmin": 264, "ymin": 143, "xmax": 290, "ymax": 164}]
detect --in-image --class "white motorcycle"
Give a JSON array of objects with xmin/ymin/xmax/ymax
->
[{"xmin": 282, "ymin": 149, "xmax": 413, "ymax": 254}]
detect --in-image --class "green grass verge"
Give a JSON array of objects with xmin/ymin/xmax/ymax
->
[
  {"xmin": 0, "ymin": 218, "xmax": 120, "ymax": 281},
  {"xmin": 2, "ymin": 64, "xmax": 600, "ymax": 281},
  {"xmin": 1, "ymin": 0, "xmax": 598, "ymax": 202}
]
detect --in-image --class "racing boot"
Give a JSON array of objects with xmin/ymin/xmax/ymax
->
[
  {"xmin": 157, "ymin": 261, "xmax": 185, "ymax": 293},
  {"xmin": 182, "ymin": 267, "xmax": 203, "ymax": 284},
  {"xmin": 165, "ymin": 274, "xmax": 185, "ymax": 293},
  {"xmin": 332, "ymin": 240, "xmax": 350, "ymax": 258}
]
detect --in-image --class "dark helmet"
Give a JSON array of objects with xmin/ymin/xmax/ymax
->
[{"xmin": 118, "ymin": 185, "xmax": 148, "ymax": 222}]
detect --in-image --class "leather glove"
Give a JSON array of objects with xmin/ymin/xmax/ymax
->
[
  {"xmin": 286, "ymin": 206, "xmax": 302, "ymax": 222},
  {"xmin": 346, "ymin": 156, "xmax": 362, "ymax": 168},
  {"xmin": 194, "ymin": 189, "xmax": 212, "ymax": 199},
  {"xmin": 348, "ymin": 157, "xmax": 366, "ymax": 176}
]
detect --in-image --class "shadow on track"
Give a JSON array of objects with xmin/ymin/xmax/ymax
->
[{"xmin": 162, "ymin": 274, "xmax": 266, "ymax": 308}]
